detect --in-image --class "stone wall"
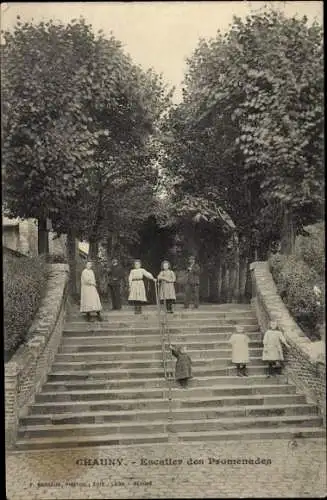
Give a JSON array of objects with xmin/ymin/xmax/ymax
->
[
  {"xmin": 250, "ymin": 261, "xmax": 326, "ymax": 422},
  {"xmin": 5, "ymin": 264, "xmax": 69, "ymax": 448}
]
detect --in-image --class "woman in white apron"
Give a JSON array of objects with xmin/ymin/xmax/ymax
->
[{"xmin": 80, "ymin": 261, "xmax": 103, "ymax": 321}]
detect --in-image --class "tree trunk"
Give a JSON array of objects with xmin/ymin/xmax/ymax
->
[
  {"xmin": 281, "ymin": 206, "xmax": 295, "ymax": 255},
  {"xmin": 67, "ymin": 228, "xmax": 77, "ymax": 298},
  {"xmin": 88, "ymin": 240, "xmax": 99, "ymax": 260},
  {"xmin": 221, "ymin": 265, "xmax": 228, "ymax": 303},
  {"xmin": 37, "ymin": 217, "xmax": 49, "ymax": 255},
  {"xmin": 244, "ymin": 262, "xmax": 252, "ymax": 303},
  {"xmin": 88, "ymin": 184, "xmax": 103, "ymax": 262},
  {"xmin": 209, "ymin": 265, "xmax": 219, "ymax": 302},
  {"xmin": 106, "ymin": 232, "xmax": 119, "ymax": 261},
  {"xmin": 233, "ymin": 239, "xmax": 240, "ymax": 303},
  {"xmin": 239, "ymin": 256, "xmax": 248, "ymax": 303},
  {"xmin": 217, "ymin": 261, "xmax": 222, "ymax": 303}
]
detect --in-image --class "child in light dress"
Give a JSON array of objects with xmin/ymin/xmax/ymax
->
[
  {"xmin": 128, "ymin": 259, "xmax": 156, "ymax": 314},
  {"xmin": 157, "ymin": 260, "xmax": 176, "ymax": 313},
  {"xmin": 263, "ymin": 320, "xmax": 290, "ymax": 377},
  {"xmin": 229, "ymin": 325, "xmax": 250, "ymax": 377}
]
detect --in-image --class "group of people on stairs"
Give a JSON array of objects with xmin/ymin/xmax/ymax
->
[
  {"xmin": 80, "ymin": 256, "xmax": 200, "ymax": 316},
  {"xmin": 80, "ymin": 260, "xmax": 291, "ymax": 385},
  {"xmin": 230, "ymin": 320, "xmax": 291, "ymax": 378}
]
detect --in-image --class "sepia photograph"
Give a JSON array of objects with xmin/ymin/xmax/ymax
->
[{"xmin": 2, "ymin": 1, "xmax": 325, "ymax": 498}]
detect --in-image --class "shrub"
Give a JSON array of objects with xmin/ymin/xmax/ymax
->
[
  {"xmin": 269, "ymin": 253, "xmax": 287, "ymax": 281},
  {"xmin": 295, "ymin": 222, "xmax": 325, "ymax": 277},
  {"xmin": 269, "ymin": 253, "xmax": 323, "ymax": 340},
  {"xmin": 4, "ymin": 253, "xmax": 49, "ymax": 361}
]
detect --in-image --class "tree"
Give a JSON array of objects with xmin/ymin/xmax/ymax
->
[
  {"xmin": 2, "ymin": 17, "xmax": 173, "ymax": 292},
  {"xmin": 162, "ymin": 9, "xmax": 323, "ymax": 262},
  {"xmin": 2, "ymin": 18, "xmax": 101, "ymax": 253}
]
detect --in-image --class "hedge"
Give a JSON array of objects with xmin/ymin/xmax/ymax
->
[
  {"xmin": 295, "ymin": 222, "xmax": 325, "ymax": 278},
  {"xmin": 269, "ymin": 253, "xmax": 324, "ymax": 340},
  {"xmin": 4, "ymin": 253, "xmax": 49, "ymax": 362}
]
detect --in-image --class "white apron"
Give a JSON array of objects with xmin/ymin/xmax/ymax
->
[
  {"xmin": 80, "ymin": 269, "xmax": 102, "ymax": 313},
  {"xmin": 128, "ymin": 268, "xmax": 154, "ymax": 302},
  {"xmin": 158, "ymin": 270, "xmax": 176, "ymax": 300}
]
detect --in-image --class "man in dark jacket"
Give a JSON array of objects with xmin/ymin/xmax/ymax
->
[
  {"xmin": 108, "ymin": 258, "xmax": 125, "ymax": 310},
  {"xmin": 184, "ymin": 256, "xmax": 201, "ymax": 309}
]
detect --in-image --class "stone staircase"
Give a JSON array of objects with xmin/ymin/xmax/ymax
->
[{"xmin": 15, "ymin": 304, "xmax": 324, "ymax": 449}]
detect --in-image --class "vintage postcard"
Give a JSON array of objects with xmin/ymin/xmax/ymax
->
[{"xmin": 3, "ymin": 1, "xmax": 326, "ymax": 498}]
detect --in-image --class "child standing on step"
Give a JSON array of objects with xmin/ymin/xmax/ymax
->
[
  {"xmin": 157, "ymin": 260, "xmax": 176, "ymax": 313},
  {"xmin": 229, "ymin": 325, "xmax": 250, "ymax": 377},
  {"xmin": 169, "ymin": 344, "xmax": 192, "ymax": 387},
  {"xmin": 128, "ymin": 259, "xmax": 156, "ymax": 314},
  {"xmin": 263, "ymin": 320, "xmax": 290, "ymax": 377}
]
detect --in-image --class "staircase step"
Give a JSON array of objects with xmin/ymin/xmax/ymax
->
[
  {"xmin": 35, "ymin": 384, "xmax": 297, "ymax": 403},
  {"xmin": 29, "ymin": 393, "xmax": 308, "ymax": 414},
  {"xmin": 42, "ymin": 375, "xmax": 289, "ymax": 391},
  {"xmin": 46, "ymin": 365, "xmax": 269, "ymax": 380},
  {"xmin": 64, "ymin": 321, "xmax": 259, "ymax": 331},
  {"xmin": 60, "ymin": 340, "xmax": 262, "ymax": 350},
  {"xmin": 15, "ymin": 426, "xmax": 325, "ymax": 450},
  {"xmin": 55, "ymin": 348, "xmax": 263, "ymax": 360},
  {"xmin": 47, "ymin": 364, "xmax": 267, "ymax": 381},
  {"xmin": 68, "ymin": 309, "xmax": 256, "ymax": 320},
  {"xmin": 62, "ymin": 331, "xmax": 262, "ymax": 341},
  {"xmin": 15, "ymin": 432, "xmax": 169, "ymax": 450},
  {"xmin": 52, "ymin": 357, "xmax": 264, "ymax": 371},
  {"xmin": 18, "ymin": 414, "xmax": 323, "ymax": 441},
  {"xmin": 21, "ymin": 403, "xmax": 319, "ymax": 426},
  {"xmin": 178, "ymin": 426, "xmax": 325, "ymax": 443},
  {"xmin": 49, "ymin": 358, "xmax": 266, "ymax": 376}
]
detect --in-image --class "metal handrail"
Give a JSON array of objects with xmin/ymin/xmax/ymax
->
[
  {"xmin": 155, "ymin": 281, "xmax": 174, "ymax": 424},
  {"xmin": 155, "ymin": 281, "xmax": 167, "ymax": 378},
  {"xmin": 156, "ymin": 282, "xmax": 173, "ymax": 430},
  {"xmin": 155, "ymin": 281, "xmax": 175, "ymax": 379}
]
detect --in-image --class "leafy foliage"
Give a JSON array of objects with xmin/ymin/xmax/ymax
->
[
  {"xmin": 2, "ymin": 18, "xmax": 173, "ymax": 254},
  {"xmin": 2, "ymin": 18, "xmax": 99, "ymax": 222},
  {"xmin": 4, "ymin": 252, "xmax": 48, "ymax": 361},
  {"xmin": 269, "ymin": 253, "xmax": 324, "ymax": 340},
  {"xmin": 295, "ymin": 222, "xmax": 325, "ymax": 277},
  {"xmin": 162, "ymin": 10, "xmax": 323, "ymax": 254}
]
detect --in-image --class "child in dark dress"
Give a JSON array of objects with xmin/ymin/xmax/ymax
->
[{"xmin": 169, "ymin": 344, "xmax": 192, "ymax": 388}]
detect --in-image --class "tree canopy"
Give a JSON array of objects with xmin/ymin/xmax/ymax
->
[
  {"xmin": 2, "ymin": 17, "xmax": 172, "ymax": 255},
  {"xmin": 161, "ymin": 10, "xmax": 324, "ymax": 257}
]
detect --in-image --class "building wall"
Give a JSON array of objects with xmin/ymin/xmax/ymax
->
[
  {"xmin": 2, "ymin": 226, "xmax": 20, "ymax": 252},
  {"xmin": 3, "ymin": 217, "xmax": 67, "ymax": 257},
  {"xmin": 17, "ymin": 219, "xmax": 38, "ymax": 255}
]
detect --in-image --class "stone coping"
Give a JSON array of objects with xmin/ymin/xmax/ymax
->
[{"xmin": 250, "ymin": 261, "xmax": 325, "ymax": 365}]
